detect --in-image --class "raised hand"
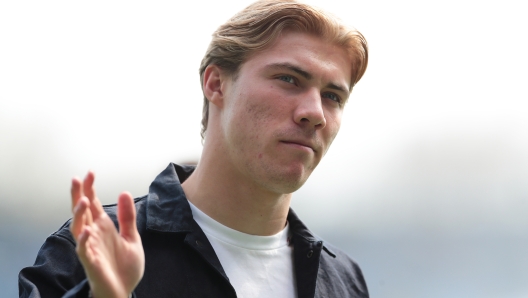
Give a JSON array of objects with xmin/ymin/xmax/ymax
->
[{"xmin": 70, "ymin": 172, "xmax": 145, "ymax": 298}]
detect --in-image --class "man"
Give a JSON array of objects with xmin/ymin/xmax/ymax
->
[{"xmin": 19, "ymin": 0, "xmax": 369, "ymax": 297}]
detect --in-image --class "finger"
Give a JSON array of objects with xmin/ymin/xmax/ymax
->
[
  {"xmin": 75, "ymin": 225, "xmax": 94, "ymax": 265},
  {"xmin": 117, "ymin": 192, "xmax": 139, "ymax": 242},
  {"xmin": 71, "ymin": 177, "xmax": 83, "ymax": 212},
  {"xmin": 83, "ymin": 171, "xmax": 105, "ymax": 219},
  {"xmin": 70, "ymin": 197, "xmax": 92, "ymax": 241}
]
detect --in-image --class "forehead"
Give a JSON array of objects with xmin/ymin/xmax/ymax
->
[{"xmin": 241, "ymin": 31, "xmax": 353, "ymax": 89}]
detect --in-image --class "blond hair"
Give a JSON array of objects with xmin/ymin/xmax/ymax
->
[{"xmin": 199, "ymin": 0, "xmax": 368, "ymax": 140}]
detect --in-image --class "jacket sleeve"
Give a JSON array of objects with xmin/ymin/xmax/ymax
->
[{"xmin": 18, "ymin": 220, "xmax": 91, "ymax": 298}]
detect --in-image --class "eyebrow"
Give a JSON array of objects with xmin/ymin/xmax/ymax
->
[
  {"xmin": 268, "ymin": 62, "xmax": 313, "ymax": 80},
  {"xmin": 266, "ymin": 62, "xmax": 351, "ymax": 99}
]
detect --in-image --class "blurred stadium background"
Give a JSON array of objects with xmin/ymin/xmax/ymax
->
[{"xmin": 1, "ymin": 0, "xmax": 527, "ymax": 297}]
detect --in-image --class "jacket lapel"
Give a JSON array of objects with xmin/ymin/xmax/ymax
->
[
  {"xmin": 288, "ymin": 209, "xmax": 324, "ymax": 298},
  {"xmin": 145, "ymin": 163, "xmax": 232, "ymax": 285}
]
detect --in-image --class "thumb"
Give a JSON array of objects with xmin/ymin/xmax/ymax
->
[{"xmin": 117, "ymin": 192, "xmax": 139, "ymax": 241}]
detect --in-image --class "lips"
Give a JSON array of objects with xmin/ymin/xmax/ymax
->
[{"xmin": 280, "ymin": 140, "xmax": 316, "ymax": 152}]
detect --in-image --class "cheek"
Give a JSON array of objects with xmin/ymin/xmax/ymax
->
[
  {"xmin": 323, "ymin": 113, "xmax": 342, "ymax": 146},
  {"xmin": 227, "ymin": 90, "xmax": 276, "ymax": 145},
  {"xmin": 242, "ymin": 86, "xmax": 286, "ymax": 127},
  {"xmin": 245, "ymin": 100, "xmax": 273, "ymax": 125}
]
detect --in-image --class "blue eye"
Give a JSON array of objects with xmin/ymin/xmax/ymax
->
[
  {"xmin": 278, "ymin": 75, "xmax": 295, "ymax": 84},
  {"xmin": 322, "ymin": 92, "xmax": 341, "ymax": 103}
]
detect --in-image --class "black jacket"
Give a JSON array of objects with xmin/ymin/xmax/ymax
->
[{"xmin": 19, "ymin": 163, "xmax": 369, "ymax": 298}]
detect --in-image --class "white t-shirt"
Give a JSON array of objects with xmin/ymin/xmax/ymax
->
[{"xmin": 188, "ymin": 200, "xmax": 297, "ymax": 298}]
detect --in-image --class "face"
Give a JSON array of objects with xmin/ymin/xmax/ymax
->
[{"xmin": 218, "ymin": 31, "xmax": 353, "ymax": 194}]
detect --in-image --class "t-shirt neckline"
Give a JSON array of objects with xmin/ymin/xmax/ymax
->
[{"xmin": 188, "ymin": 199, "xmax": 290, "ymax": 251}]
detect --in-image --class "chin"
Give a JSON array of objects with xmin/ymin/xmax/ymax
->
[{"xmin": 262, "ymin": 163, "xmax": 313, "ymax": 194}]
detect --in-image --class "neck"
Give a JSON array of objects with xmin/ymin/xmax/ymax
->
[{"xmin": 182, "ymin": 143, "xmax": 292, "ymax": 236}]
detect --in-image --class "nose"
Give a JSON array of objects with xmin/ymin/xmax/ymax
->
[{"xmin": 293, "ymin": 88, "xmax": 326, "ymax": 130}]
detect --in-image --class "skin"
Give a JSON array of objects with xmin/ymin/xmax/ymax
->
[
  {"xmin": 70, "ymin": 31, "xmax": 352, "ymax": 297},
  {"xmin": 70, "ymin": 172, "xmax": 144, "ymax": 298},
  {"xmin": 182, "ymin": 31, "xmax": 352, "ymax": 235}
]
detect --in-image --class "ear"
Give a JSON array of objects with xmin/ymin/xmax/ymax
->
[{"xmin": 203, "ymin": 64, "xmax": 226, "ymax": 108}]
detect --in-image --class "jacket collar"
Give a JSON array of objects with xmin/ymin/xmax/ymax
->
[
  {"xmin": 287, "ymin": 208, "xmax": 318, "ymax": 242},
  {"xmin": 288, "ymin": 208, "xmax": 336, "ymax": 258},
  {"xmin": 145, "ymin": 163, "xmax": 335, "ymax": 256},
  {"xmin": 146, "ymin": 163, "xmax": 196, "ymax": 233}
]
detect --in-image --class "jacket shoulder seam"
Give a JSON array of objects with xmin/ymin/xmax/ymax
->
[{"xmin": 51, "ymin": 232, "xmax": 77, "ymax": 247}]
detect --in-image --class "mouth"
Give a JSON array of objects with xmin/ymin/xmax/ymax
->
[{"xmin": 280, "ymin": 140, "xmax": 316, "ymax": 153}]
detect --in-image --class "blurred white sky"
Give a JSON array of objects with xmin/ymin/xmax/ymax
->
[{"xmin": 1, "ymin": 0, "xmax": 527, "ymax": 234}]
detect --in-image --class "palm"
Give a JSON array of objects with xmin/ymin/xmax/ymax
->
[{"xmin": 71, "ymin": 172, "xmax": 145, "ymax": 298}]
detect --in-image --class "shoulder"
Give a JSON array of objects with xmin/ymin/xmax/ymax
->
[{"xmin": 317, "ymin": 241, "xmax": 369, "ymax": 298}]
